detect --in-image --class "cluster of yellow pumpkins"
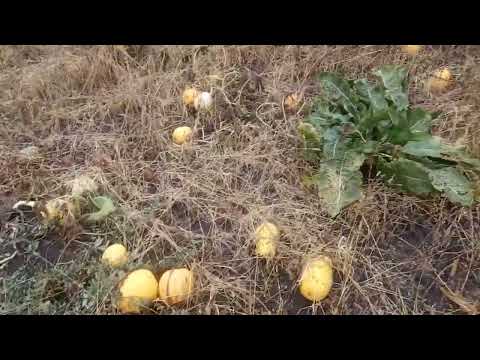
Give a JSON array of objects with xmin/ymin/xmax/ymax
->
[
  {"xmin": 102, "ymin": 221, "xmax": 333, "ymax": 314},
  {"xmin": 101, "ymin": 244, "xmax": 194, "ymax": 314},
  {"xmin": 400, "ymin": 45, "xmax": 454, "ymax": 93},
  {"xmin": 171, "ymin": 87, "xmax": 214, "ymax": 146},
  {"xmin": 173, "ymin": 87, "xmax": 302, "ymax": 146}
]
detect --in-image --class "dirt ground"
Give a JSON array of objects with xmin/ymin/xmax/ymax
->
[{"xmin": 1, "ymin": 45, "xmax": 479, "ymax": 315}]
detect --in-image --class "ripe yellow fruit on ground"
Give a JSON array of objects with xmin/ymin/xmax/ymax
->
[
  {"xmin": 172, "ymin": 126, "xmax": 193, "ymax": 145},
  {"xmin": 182, "ymin": 87, "xmax": 198, "ymax": 107},
  {"xmin": 401, "ymin": 45, "xmax": 423, "ymax": 56},
  {"xmin": 158, "ymin": 268, "xmax": 194, "ymax": 305},
  {"xmin": 255, "ymin": 236, "xmax": 277, "ymax": 258},
  {"xmin": 299, "ymin": 256, "xmax": 333, "ymax": 302},
  {"xmin": 118, "ymin": 269, "xmax": 158, "ymax": 314},
  {"xmin": 102, "ymin": 243, "xmax": 128, "ymax": 268},
  {"xmin": 255, "ymin": 222, "xmax": 280, "ymax": 241},
  {"xmin": 434, "ymin": 68, "xmax": 452, "ymax": 81},
  {"xmin": 284, "ymin": 93, "xmax": 301, "ymax": 111},
  {"xmin": 427, "ymin": 68, "xmax": 453, "ymax": 94},
  {"xmin": 254, "ymin": 222, "xmax": 280, "ymax": 259}
]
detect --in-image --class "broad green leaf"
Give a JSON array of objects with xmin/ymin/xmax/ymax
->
[
  {"xmin": 357, "ymin": 106, "xmax": 389, "ymax": 136},
  {"xmin": 378, "ymin": 157, "xmax": 436, "ymax": 195},
  {"xmin": 428, "ymin": 167, "xmax": 474, "ymax": 206},
  {"xmin": 298, "ymin": 123, "xmax": 323, "ymax": 162},
  {"xmin": 401, "ymin": 135, "xmax": 443, "ymax": 158},
  {"xmin": 318, "ymin": 73, "xmax": 359, "ymax": 116},
  {"xmin": 354, "ymin": 79, "xmax": 388, "ymax": 113},
  {"xmin": 309, "ymin": 160, "xmax": 363, "ymax": 217},
  {"xmin": 402, "ymin": 136, "xmax": 480, "ymax": 169},
  {"xmin": 83, "ymin": 196, "xmax": 116, "ymax": 223},
  {"xmin": 359, "ymin": 140, "xmax": 379, "ymax": 154},
  {"xmin": 407, "ymin": 108, "xmax": 432, "ymax": 134},
  {"xmin": 342, "ymin": 151, "xmax": 367, "ymax": 171},
  {"xmin": 322, "ymin": 127, "xmax": 345, "ymax": 159},
  {"xmin": 440, "ymin": 143, "xmax": 480, "ymax": 170},
  {"xmin": 306, "ymin": 99, "xmax": 353, "ymax": 128},
  {"xmin": 386, "ymin": 116, "xmax": 413, "ymax": 145},
  {"xmin": 403, "ymin": 154, "xmax": 454, "ymax": 170},
  {"xmin": 374, "ymin": 65, "xmax": 409, "ymax": 111},
  {"xmin": 307, "ymin": 110, "xmax": 352, "ymax": 129}
]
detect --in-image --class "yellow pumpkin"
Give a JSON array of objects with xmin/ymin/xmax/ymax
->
[
  {"xmin": 255, "ymin": 236, "xmax": 277, "ymax": 259},
  {"xmin": 299, "ymin": 256, "xmax": 334, "ymax": 302},
  {"xmin": 182, "ymin": 87, "xmax": 198, "ymax": 107},
  {"xmin": 158, "ymin": 268, "xmax": 194, "ymax": 305},
  {"xmin": 172, "ymin": 126, "xmax": 193, "ymax": 145},
  {"xmin": 101, "ymin": 244, "xmax": 128, "ymax": 268},
  {"xmin": 255, "ymin": 222, "xmax": 281, "ymax": 259},
  {"xmin": 401, "ymin": 45, "xmax": 423, "ymax": 56},
  {"xmin": 427, "ymin": 68, "xmax": 453, "ymax": 93},
  {"xmin": 284, "ymin": 93, "xmax": 301, "ymax": 111},
  {"xmin": 118, "ymin": 269, "xmax": 158, "ymax": 314},
  {"xmin": 434, "ymin": 68, "xmax": 452, "ymax": 81},
  {"xmin": 255, "ymin": 222, "xmax": 280, "ymax": 240}
]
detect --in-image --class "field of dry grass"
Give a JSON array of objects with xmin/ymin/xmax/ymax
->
[{"xmin": 1, "ymin": 45, "xmax": 479, "ymax": 315}]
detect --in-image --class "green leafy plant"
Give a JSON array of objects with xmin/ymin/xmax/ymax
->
[{"xmin": 299, "ymin": 65, "xmax": 480, "ymax": 217}]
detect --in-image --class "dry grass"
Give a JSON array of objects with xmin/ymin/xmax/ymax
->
[{"xmin": 1, "ymin": 45, "xmax": 480, "ymax": 315}]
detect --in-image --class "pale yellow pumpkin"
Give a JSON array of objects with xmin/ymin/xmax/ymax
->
[{"xmin": 158, "ymin": 268, "xmax": 194, "ymax": 305}]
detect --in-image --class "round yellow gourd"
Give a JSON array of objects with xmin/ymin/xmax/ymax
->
[
  {"xmin": 102, "ymin": 244, "xmax": 128, "ymax": 268},
  {"xmin": 434, "ymin": 68, "xmax": 452, "ymax": 81},
  {"xmin": 255, "ymin": 222, "xmax": 280, "ymax": 259},
  {"xmin": 255, "ymin": 222, "xmax": 280, "ymax": 240},
  {"xmin": 299, "ymin": 256, "xmax": 333, "ymax": 302},
  {"xmin": 255, "ymin": 236, "xmax": 277, "ymax": 259},
  {"xmin": 158, "ymin": 268, "xmax": 194, "ymax": 305},
  {"xmin": 427, "ymin": 68, "xmax": 453, "ymax": 93},
  {"xmin": 172, "ymin": 126, "xmax": 193, "ymax": 145},
  {"xmin": 401, "ymin": 45, "xmax": 423, "ymax": 56},
  {"xmin": 182, "ymin": 87, "xmax": 198, "ymax": 107},
  {"xmin": 118, "ymin": 269, "xmax": 158, "ymax": 314},
  {"xmin": 284, "ymin": 93, "xmax": 301, "ymax": 111}
]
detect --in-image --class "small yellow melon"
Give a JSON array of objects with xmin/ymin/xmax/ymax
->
[
  {"xmin": 101, "ymin": 244, "xmax": 128, "ymax": 268},
  {"xmin": 299, "ymin": 256, "xmax": 334, "ymax": 302},
  {"xmin": 401, "ymin": 45, "xmax": 423, "ymax": 56},
  {"xmin": 284, "ymin": 93, "xmax": 301, "ymax": 111},
  {"xmin": 255, "ymin": 236, "xmax": 277, "ymax": 259},
  {"xmin": 254, "ymin": 222, "xmax": 281, "ymax": 259},
  {"xmin": 172, "ymin": 126, "xmax": 193, "ymax": 145},
  {"xmin": 118, "ymin": 269, "xmax": 158, "ymax": 314},
  {"xmin": 182, "ymin": 87, "xmax": 198, "ymax": 107},
  {"xmin": 255, "ymin": 222, "xmax": 280, "ymax": 241},
  {"xmin": 427, "ymin": 68, "xmax": 453, "ymax": 93},
  {"xmin": 434, "ymin": 68, "xmax": 452, "ymax": 81},
  {"xmin": 158, "ymin": 268, "xmax": 194, "ymax": 305}
]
